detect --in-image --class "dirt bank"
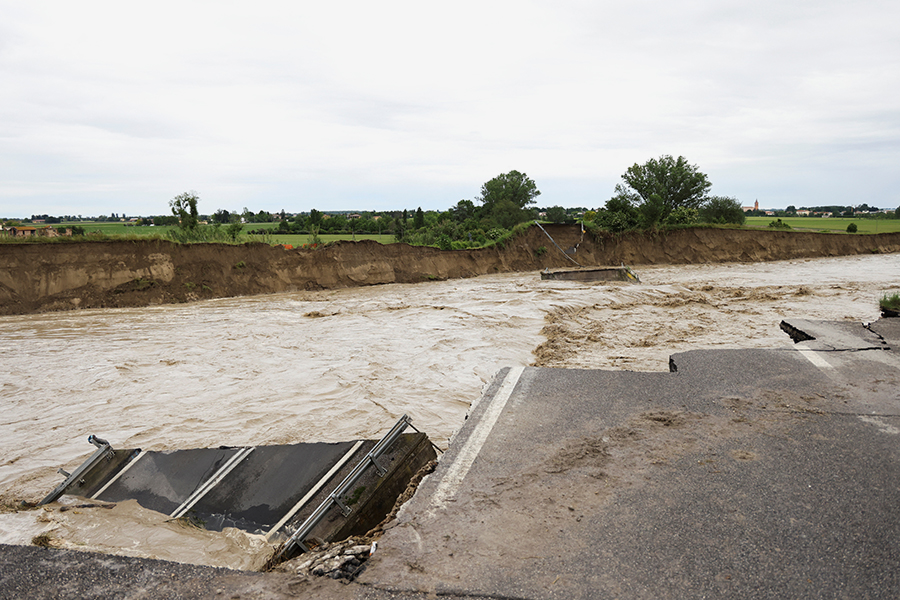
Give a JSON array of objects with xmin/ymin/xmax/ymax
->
[{"xmin": 1, "ymin": 225, "xmax": 898, "ymax": 316}]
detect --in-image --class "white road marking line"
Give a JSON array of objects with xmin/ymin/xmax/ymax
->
[
  {"xmin": 797, "ymin": 347, "xmax": 833, "ymax": 370},
  {"xmin": 170, "ymin": 446, "xmax": 254, "ymax": 519},
  {"xmin": 91, "ymin": 450, "xmax": 147, "ymax": 500},
  {"xmin": 265, "ymin": 440, "xmax": 364, "ymax": 541},
  {"xmin": 426, "ymin": 366, "xmax": 524, "ymax": 516}
]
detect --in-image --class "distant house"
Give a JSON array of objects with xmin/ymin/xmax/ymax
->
[
  {"xmin": 38, "ymin": 226, "xmax": 64, "ymax": 237},
  {"xmin": 8, "ymin": 226, "xmax": 37, "ymax": 237},
  {"xmin": 3, "ymin": 225, "xmax": 69, "ymax": 238},
  {"xmin": 797, "ymin": 210, "xmax": 810, "ymax": 216}
]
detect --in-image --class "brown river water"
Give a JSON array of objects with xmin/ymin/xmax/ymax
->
[{"xmin": 1, "ymin": 254, "xmax": 898, "ymax": 568}]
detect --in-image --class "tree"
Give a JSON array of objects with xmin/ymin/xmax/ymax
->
[
  {"xmin": 619, "ymin": 155, "xmax": 711, "ymax": 217},
  {"xmin": 227, "ymin": 222, "xmax": 243, "ymax": 241},
  {"xmin": 545, "ymin": 206, "xmax": 567, "ymax": 223},
  {"xmin": 478, "ymin": 170, "xmax": 541, "ymax": 214},
  {"xmin": 451, "ymin": 199, "xmax": 477, "ymax": 223},
  {"xmin": 212, "ymin": 209, "xmax": 232, "ymax": 224},
  {"xmin": 414, "ymin": 207, "xmax": 425, "ymax": 229},
  {"xmin": 593, "ymin": 194, "xmax": 641, "ymax": 232},
  {"xmin": 170, "ymin": 191, "xmax": 200, "ymax": 231},
  {"xmin": 699, "ymin": 196, "xmax": 746, "ymax": 225}
]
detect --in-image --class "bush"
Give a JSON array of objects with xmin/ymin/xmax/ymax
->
[
  {"xmin": 699, "ymin": 196, "xmax": 746, "ymax": 225},
  {"xmin": 846, "ymin": 223, "xmax": 858, "ymax": 233},
  {"xmin": 663, "ymin": 207, "xmax": 699, "ymax": 226},
  {"xmin": 768, "ymin": 218, "xmax": 792, "ymax": 230},
  {"xmin": 436, "ymin": 234, "xmax": 452, "ymax": 250},
  {"xmin": 880, "ymin": 292, "xmax": 900, "ymax": 312}
]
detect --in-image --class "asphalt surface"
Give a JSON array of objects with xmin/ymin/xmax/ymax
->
[
  {"xmin": 2, "ymin": 318, "xmax": 898, "ymax": 599},
  {"xmin": 359, "ymin": 318, "xmax": 900, "ymax": 599}
]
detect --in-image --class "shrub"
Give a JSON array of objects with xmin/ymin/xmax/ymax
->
[
  {"xmin": 436, "ymin": 234, "xmax": 452, "ymax": 250},
  {"xmin": 846, "ymin": 223, "xmax": 858, "ymax": 233},
  {"xmin": 664, "ymin": 207, "xmax": 699, "ymax": 226},
  {"xmin": 880, "ymin": 292, "xmax": 900, "ymax": 313},
  {"xmin": 698, "ymin": 196, "xmax": 746, "ymax": 225}
]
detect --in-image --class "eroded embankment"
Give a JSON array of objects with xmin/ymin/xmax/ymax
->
[{"xmin": 1, "ymin": 225, "xmax": 898, "ymax": 315}]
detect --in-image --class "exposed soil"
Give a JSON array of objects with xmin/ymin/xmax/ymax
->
[{"xmin": 2, "ymin": 225, "xmax": 899, "ymax": 316}]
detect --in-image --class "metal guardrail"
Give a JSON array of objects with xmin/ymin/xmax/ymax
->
[
  {"xmin": 39, "ymin": 435, "xmax": 114, "ymax": 505},
  {"xmin": 274, "ymin": 414, "xmax": 415, "ymax": 560},
  {"xmin": 534, "ymin": 221, "xmax": 583, "ymax": 267}
]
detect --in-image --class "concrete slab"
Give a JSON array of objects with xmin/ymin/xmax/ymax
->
[
  {"xmin": 780, "ymin": 318, "xmax": 887, "ymax": 351},
  {"xmin": 359, "ymin": 324, "xmax": 900, "ymax": 599},
  {"xmin": 189, "ymin": 442, "xmax": 359, "ymax": 533},
  {"xmin": 97, "ymin": 447, "xmax": 244, "ymax": 516},
  {"xmin": 870, "ymin": 317, "xmax": 900, "ymax": 348}
]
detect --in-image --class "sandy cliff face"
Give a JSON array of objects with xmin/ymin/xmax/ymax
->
[{"xmin": 1, "ymin": 225, "xmax": 898, "ymax": 316}]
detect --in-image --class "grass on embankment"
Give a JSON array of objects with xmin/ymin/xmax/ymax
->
[{"xmin": 881, "ymin": 292, "xmax": 900, "ymax": 314}]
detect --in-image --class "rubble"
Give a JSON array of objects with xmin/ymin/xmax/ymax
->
[{"xmin": 275, "ymin": 538, "xmax": 375, "ymax": 581}]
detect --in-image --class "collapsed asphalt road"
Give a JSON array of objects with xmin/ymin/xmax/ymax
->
[{"xmin": 2, "ymin": 318, "xmax": 898, "ymax": 599}]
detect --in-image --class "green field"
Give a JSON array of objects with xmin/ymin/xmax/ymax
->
[
  {"xmin": 51, "ymin": 221, "xmax": 395, "ymax": 245},
  {"xmin": 22, "ymin": 218, "xmax": 900, "ymax": 246},
  {"xmin": 77, "ymin": 222, "xmax": 178, "ymax": 236},
  {"xmin": 745, "ymin": 216, "xmax": 900, "ymax": 234}
]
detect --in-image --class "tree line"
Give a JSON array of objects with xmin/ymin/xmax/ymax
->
[{"xmin": 12, "ymin": 156, "xmax": 899, "ymax": 247}]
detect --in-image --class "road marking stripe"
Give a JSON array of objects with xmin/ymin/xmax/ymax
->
[
  {"xmin": 265, "ymin": 440, "xmax": 365, "ymax": 541},
  {"xmin": 797, "ymin": 348, "xmax": 833, "ymax": 370},
  {"xmin": 427, "ymin": 366, "xmax": 524, "ymax": 515},
  {"xmin": 91, "ymin": 450, "xmax": 147, "ymax": 500},
  {"xmin": 170, "ymin": 447, "xmax": 254, "ymax": 519}
]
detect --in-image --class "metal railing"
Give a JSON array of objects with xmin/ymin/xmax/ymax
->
[
  {"xmin": 274, "ymin": 414, "xmax": 415, "ymax": 560},
  {"xmin": 39, "ymin": 435, "xmax": 114, "ymax": 505}
]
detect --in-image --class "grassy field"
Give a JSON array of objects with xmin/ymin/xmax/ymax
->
[
  {"xmin": 24, "ymin": 218, "xmax": 900, "ymax": 246},
  {"xmin": 745, "ymin": 216, "xmax": 900, "ymax": 233},
  {"xmin": 51, "ymin": 221, "xmax": 395, "ymax": 245}
]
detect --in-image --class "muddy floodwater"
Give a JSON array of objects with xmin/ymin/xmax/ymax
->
[{"xmin": 1, "ymin": 254, "xmax": 898, "ymax": 568}]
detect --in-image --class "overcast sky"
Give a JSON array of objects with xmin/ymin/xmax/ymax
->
[{"xmin": 2, "ymin": 0, "xmax": 898, "ymax": 218}]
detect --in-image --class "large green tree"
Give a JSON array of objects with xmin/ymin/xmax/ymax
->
[
  {"xmin": 479, "ymin": 170, "xmax": 540, "ymax": 212},
  {"xmin": 478, "ymin": 170, "xmax": 540, "ymax": 227},
  {"xmin": 619, "ymin": 155, "xmax": 711, "ymax": 216}
]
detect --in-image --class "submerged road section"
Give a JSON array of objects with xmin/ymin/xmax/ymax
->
[
  {"xmin": 1, "ymin": 318, "xmax": 898, "ymax": 599},
  {"xmin": 359, "ymin": 318, "xmax": 900, "ymax": 599}
]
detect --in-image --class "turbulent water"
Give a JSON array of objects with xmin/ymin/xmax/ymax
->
[{"xmin": 1, "ymin": 254, "xmax": 898, "ymax": 568}]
